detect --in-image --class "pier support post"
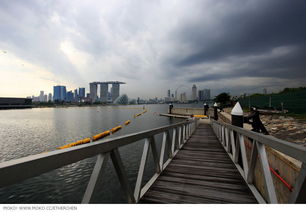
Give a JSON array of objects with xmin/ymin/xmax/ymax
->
[
  {"xmin": 231, "ymin": 102, "xmax": 244, "ymax": 128},
  {"xmin": 213, "ymin": 103, "xmax": 218, "ymax": 120},
  {"xmin": 204, "ymin": 103, "xmax": 208, "ymax": 116},
  {"xmin": 169, "ymin": 103, "xmax": 173, "ymax": 114}
]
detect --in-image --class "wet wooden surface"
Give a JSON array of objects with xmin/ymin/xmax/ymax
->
[{"xmin": 140, "ymin": 124, "xmax": 257, "ymax": 203}]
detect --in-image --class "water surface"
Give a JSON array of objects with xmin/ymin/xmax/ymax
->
[{"xmin": 0, "ymin": 104, "xmax": 180, "ymax": 203}]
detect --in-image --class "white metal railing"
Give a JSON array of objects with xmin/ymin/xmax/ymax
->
[
  {"xmin": 211, "ymin": 119, "xmax": 306, "ymax": 203},
  {"xmin": 0, "ymin": 119, "xmax": 198, "ymax": 203}
]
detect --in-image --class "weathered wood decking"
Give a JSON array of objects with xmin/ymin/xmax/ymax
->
[{"xmin": 140, "ymin": 123, "xmax": 258, "ymax": 203}]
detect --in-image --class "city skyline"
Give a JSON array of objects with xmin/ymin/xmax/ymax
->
[{"xmin": 1, "ymin": 1, "xmax": 305, "ymax": 98}]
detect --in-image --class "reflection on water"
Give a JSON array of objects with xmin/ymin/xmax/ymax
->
[{"xmin": 0, "ymin": 104, "xmax": 181, "ymax": 203}]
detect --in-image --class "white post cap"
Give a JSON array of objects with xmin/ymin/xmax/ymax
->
[
  {"xmin": 214, "ymin": 102, "xmax": 217, "ymax": 107},
  {"xmin": 231, "ymin": 102, "xmax": 243, "ymax": 116},
  {"xmin": 204, "ymin": 103, "xmax": 207, "ymax": 105}
]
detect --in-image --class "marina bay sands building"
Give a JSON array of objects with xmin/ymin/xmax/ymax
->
[{"xmin": 89, "ymin": 81, "xmax": 125, "ymax": 103}]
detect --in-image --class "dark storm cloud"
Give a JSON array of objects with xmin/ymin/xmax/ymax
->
[
  {"xmin": 168, "ymin": 0, "xmax": 306, "ymax": 84},
  {"xmin": 188, "ymin": 44, "xmax": 306, "ymax": 83},
  {"xmin": 1, "ymin": 0, "xmax": 305, "ymax": 97}
]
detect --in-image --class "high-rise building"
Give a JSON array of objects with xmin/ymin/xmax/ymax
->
[
  {"xmin": 89, "ymin": 83, "xmax": 98, "ymax": 102},
  {"xmin": 53, "ymin": 85, "xmax": 66, "ymax": 101},
  {"xmin": 74, "ymin": 89, "xmax": 78, "ymax": 100},
  {"xmin": 198, "ymin": 89, "xmax": 211, "ymax": 101},
  {"xmin": 100, "ymin": 83, "xmax": 108, "ymax": 103},
  {"xmin": 192, "ymin": 84, "xmax": 197, "ymax": 100},
  {"xmin": 111, "ymin": 83, "xmax": 120, "ymax": 102},
  {"xmin": 203, "ymin": 89, "xmax": 211, "ymax": 100},
  {"xmin": 89, "ymin": 81, "xmax": 125, "ymax": 103},
  {"xmin": 180, "ymin": 92, "xmax": 187, "ymax": 102},
  {"xmin": 198, "ymin": 90, "xmax": 204, "ymax": 101},
  {"xmin": 66, "ymin": 91, "xmax": 74, "ymax": 102},
  {"xmin": 39, "ymin": 91, "xmax": 44, "ymax": 102},
  {"xmin": 48, "ymin": 93, "xmax": 52, "ymax": 102},
  {"xmin": 79, "ymin": 88, "xmax": 85, "ymax": 98},
  {"xmin": 167, "ymin": 90, "xmax": 170, "ymax": 98}
]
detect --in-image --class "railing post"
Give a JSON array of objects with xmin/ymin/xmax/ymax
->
[
  {"xmin": 166, "ymin": 130, "xmax": 172, "ymax": 158},
  {"xmin": 256, "ymin": 142, "xmax": 277, "ymax": 203},
  {"xmin": 239, "ymin": 134, "xmax": 249, "ymax": 178},
  {"xmin": 289, "ymin": 163, "xmax": 306, "ymax": 203},
  {"xmin": 134, "ymin": 138, "xmax": 150, "ymax": 202},
  {"xmin": 178, "ymin": 126, "xmax": 182, "ymax": 148},
  {"xmin": 149, "ymin": 136, "xmax": 161, "ymax": 174},
  {"xmin": 110, "ymin": 148, "xmax": 136, "ymax": 203},
  {"xmin": 82, "ymin": 153, "xmax": 109, "ymax": 203},
  {"xmin": 182, "ymin": 125, "xmax": 186, "ymax": 143},
  {"xmin": 171, "ymin": 128, "xmax": 177, "ymax": 156},
  {"xmin": 247, "ymin": 140, "xmax": 258, "ymax": 184},
  {"xmin": 159, "ymin": 132, "xmax": 167, "ymax": 171}
]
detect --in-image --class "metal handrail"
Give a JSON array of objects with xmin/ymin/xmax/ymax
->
[
  {"xmin": 211, "ymin": 119, "xmax": 306, "ymax": 203},
  {"xmin": 0, "ymin": 119, "xmax": 198, "ymax": 203}
]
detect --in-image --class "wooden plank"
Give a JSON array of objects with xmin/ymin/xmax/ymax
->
[
  {"xmin": 169, "ymin": 158, "xmax": 236, "ymax": 169},
  {"xmin": 157, "ymin": 176, "xmax": 251, "ymax": 192},
  {"xmin": 165, "ymin": 164, "xmax": 243, "ymax": 179},
  {"xmin": 144, "ymin": 180, "xmax": 257, "ymax": 203},
  {"xmin": 162, "ymin": 171, "xmax": 244, "ymax": 184},
  {"xmin": 141, "ymin": 189, "xmax": 230, "ymax": 204},
  {"xmin": 140, "ymin": 123, "xmax": 258, "ymax": 204}
]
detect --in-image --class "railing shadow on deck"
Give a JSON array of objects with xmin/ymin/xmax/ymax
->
[
  {"xmin": 211, "ymin": 119, "xmax": 306, "ymax": 204},
  {"xmin": 0, "ymin": 119, "xmax": 198, "ymax": 203}
]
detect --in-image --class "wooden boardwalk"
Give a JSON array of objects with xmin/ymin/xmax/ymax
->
[{"xmin": 140, "ymin": 123, "xmax": 258, "ymax": 203}]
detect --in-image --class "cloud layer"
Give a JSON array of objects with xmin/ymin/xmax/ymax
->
[{"xmin": 0, "ymin": 0, "xmax": 305, "ymax": 98}]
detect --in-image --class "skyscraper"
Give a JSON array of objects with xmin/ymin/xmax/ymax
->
[
  {"xmin": 180, "ymin": 92, "xmax": 187, "ymax": 102},
  {"xmin": 53, "ymin": 85, "xmax": 66, "ymax": 101},
  {"xmin": 192, "ymin": 84, "xmax": 197, "ymax": 100},
  {"xmin": 167, "ymin": 90, "xmax": 170, "ymax": 98},
  {"xmin": 111, "ymin": 83, "xmax": 120, "ymax": 101},
  {"xmin": 66, "ymin": 91, "xmax": 74, "ymax": 102},
  {"xmin": 203, "ymin": 89, "xmax": 211, "ymax": 100},
  {"xmin": 39, "ymin": 91, "xmax": 44, "ymax": 102},
  {"xmin": 79, "ymin": 88, "xmax": 85, "ymax": 98},
  {"xmin": 48, "ymin": 93, "xmax": 52, "ymax": 102},
  {"xmin": 74, "ymin": 89, "xmax": 78, "ymax": 101},
  {"xmin": 100, "ymin": 83, "xmax": 108, "ymax": 103},
  {"xmin": 198, "ymin": 90, "xmax": 204, "ymax": 101},
  {"xmin": 89, "ymin": 83, "xmax": 97, "ymax": 102}
]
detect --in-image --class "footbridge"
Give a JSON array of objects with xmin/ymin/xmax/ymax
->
[{"xmin": 0, "ymin": 119, "xmax": 305, "ymax": 203}]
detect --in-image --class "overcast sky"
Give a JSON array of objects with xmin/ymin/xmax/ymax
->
[{"xmin": 1, "ymin": 0, "xmax": 305, "ymax": 99}]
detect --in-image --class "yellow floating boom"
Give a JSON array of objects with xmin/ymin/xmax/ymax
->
[
  {"xmin": 110, "ymin": 125, "xmax": 122, "ymax": 133},
  {"xmin": 92, "ymin": 130, "xmax": 111, "ymax": 141},
  {"xmin": 57, "ymin": 137, "xmax": 91, "ymax": 150},
  {"xmin": 124, "ymin": 120, "xmax": 131, "ymax": 125},
  {"xmin": 193, "ymin": 115, "xmax": 208, "ymax": 118}
]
